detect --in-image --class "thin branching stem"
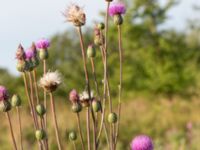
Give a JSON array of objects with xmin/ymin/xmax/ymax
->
[
  {"xmin": 72, "ymin": 141, "xmax": 77, "ymax": 150},
  {"xmin": 17, "ymin": 107, "xmax": 23, "ymax": 150},
  {"xmin": 76, "ymin": 113, "xmax": 85, "ymax": 150},
  {"xmin": 6, "ymin": 112, "xmax": 18, "ymax": 150},
  {"xmin": 49, "ymin": 93, "xmax": 62, "ymax": 150}
]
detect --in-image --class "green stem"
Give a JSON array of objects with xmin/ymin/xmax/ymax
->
[
  {"xmin": 76, "ymin": 113, "xmax": 85, "ymax": 150},
  {"xmin": 17, "ymin": 107, "xmax": 23, "ymax": 150}
]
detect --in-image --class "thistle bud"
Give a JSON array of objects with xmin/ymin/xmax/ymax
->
[
  {"xmin": 39, "ymin": 49, "xmax": 48, "ymax": 60},
  {"xmin": 94, "ymin": 36, "xmax": 104, "ymax": 46},
  {"xmin": 71, "ymin": 103, "xmax": 82, "ymax": 113},
  {"xmin": 87, "ymin": 45, "xmax": 96, "ymax": 58},
  {"xmin": 36, "ymin": 104, "xmax": 46, "ymax": 117},
  {"xmin": 108, "ymin": 112, "xmax": 118, "ymax": 123},
  {"xmin": 69, "ymin": 131, "xmax": 77, "ymax": 141},
  {"xmin": 69, "ymin": 89, "xmax": 79, "ymax": 103},
  {"xmin": 11, "ymin": 94, "xmax": 21, "ymax": 107},
  {"xmin": 114, "ymin": 14, "xmax": 123, "ymax": 25},
  {"xmin": 92, "ymin": 100, "xmax": 101, "ymax": 112},
  {"xmin": 16, "ymin": 60, "xmax": 28, "ymax": 72},
  {"xmin": 32, "ymin": 57, "xmax": 40, "ymax": 68},
  {"xmin": 0, "ymin": 101, "xmax": 11, "ymax": 112},
  {"xmin": 35, "ymin": 129, "xmax": 46, "ymax": 140},
  {"xmin": 26, "ymin": 60, "xmax": 34, "ymax": 72},
  {"xmin": 97, "ymin": 23, "xmax": 105, "ymax": 30}
]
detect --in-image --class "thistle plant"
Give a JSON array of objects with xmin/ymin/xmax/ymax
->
[{"xmin": 0, "ymin": 0, "xmax": 155, "ymax": 149}]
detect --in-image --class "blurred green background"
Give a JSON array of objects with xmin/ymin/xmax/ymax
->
[{"xmin": 1, "ymin": 0, "xmax": 200, "ymax": 149}]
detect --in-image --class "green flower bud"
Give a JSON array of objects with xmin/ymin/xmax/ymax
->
[
  {"xmin": 87, "ymin": 45, "xmax": 96, "ymax": 58},
  {"xmin": 26, "ymin": 60, "xmax": 34, "ymax": 72},
  {"xmin": 71, "ymin": 103, "xmax": 82, "ymax": 113},
  {"xmin": 94, "ymin": 36, "xmax": 104, "ymax": 46},
  {"xmin": 69, "ymin": 131, "xmax": 77, "ymax": 141},
  {"xmin": 16, "ymin": 60, "xmax": 28, "ymax": 72},
  {"xmin": 92, "ymin": 100, "xmax": 101, "ymax": 112},
  {"xmin": 32, "ymin": 57, "xmax": 40, "ymax": 68},
  {"xmin": 35, "ymin": 129, "xmax": 46, "ymax": 140},
  {"xmin": 11, "ymin": 94, "xmax": 21, "ymax": 107},
  {"xmin": 0, "ymin": 101, "xmax": 11, "ymax": 112},
  {"xmin": 97, "ymin": 23, "xmax": 105, "ymax": 30},
  {"xmin": 107, "ymin": 112, "xmax": 118, "ymax": 124},
  {"xmin": 36, "ymin": 104, "xmax": 46, "ymax": 117},
  {"xmin": 114, "ymin": 14, "xmax": 123, "ymax": 25},
  {"xmin": 39, "ymin": 49, "xmax": 48, "ymax": 60}
]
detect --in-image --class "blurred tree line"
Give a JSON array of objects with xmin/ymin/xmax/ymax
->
[{"xmin": 2, "ymin": 0, "xmax": 200, "ymax": 101}]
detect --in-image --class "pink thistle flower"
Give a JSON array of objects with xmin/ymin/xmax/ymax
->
[
  {"xmin": 0, "ymin": 86, "xmax": 9, "ymax": 101},
  {"xmin": 69, "ymin": 89, "xmax": 79, "ymax": 103},
  {"xmin": 131, "ymin": 135, "xmax": 154, "ymax": 150},
  {"xmin": 35, "ymin": 39, "xmax": 50, "ymax": 50},
  {"xmin": 109, "ymin": 3, "xmax": 126, "ymax": 17},
  {"xmin": 25, "ymin": 49, "xmax": 35, "ymax": 60}
]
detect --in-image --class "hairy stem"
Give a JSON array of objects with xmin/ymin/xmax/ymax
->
[
  {"xmin": 49, "ymin": 93, "xmax": 62, "ymax": 150},
  {"xmin": 115, "ymin": 25, "xmax": 123, "ymax": 148},
  {"xmin": 6, "ymin": 112, "xmax": 18, "ymax": 150}
]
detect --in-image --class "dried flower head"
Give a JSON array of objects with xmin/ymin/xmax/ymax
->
[
  {"xmin": 79, "ymin": 90, "xmax": 94, "ymax": 107},
  {"xmin": 16, "ymin": 44, "xmax": 26, "ymax": 60},
  {"xmin": 64, "ymin": 4, "xmax": 86, "ymax": 26},
  {"xmin": 39, "ymin": 71, "xmax": 62, "ymax": 92},
  {"xmin": 69, "ymin": 89, "xmax": 80, "ymax": 103},
  {"xmin": 0, "ymin": 86, "xmax": 9, "ymax": 101},
  {"xmin": 131, "ymin": 135, "xmax": 153, "ymax": 150},
  {"xmin": 109, "ymin": 3, "xmax": 126, "ymax": 17},
  {"xmin": 36, "ymin": 39, "xmax": 50, "ymax": 50}
]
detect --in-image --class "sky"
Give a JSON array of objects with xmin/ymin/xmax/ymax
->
[{"xmin": 0, "ymin": 0, "xmax": 199, "ymax": 75}]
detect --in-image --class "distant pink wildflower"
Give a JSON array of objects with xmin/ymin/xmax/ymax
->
[
  {"xmin": 131, "ymin": 135, "xmax": 153, "ymax": 150},
  {"xmin": 0, "ymin": 86, "xmax": 9, "ymax": 101},
  {"xmin": 36, "ymin": 39, "xmax": 50, "ymax": 50},
  {"xmin": 109, "ymin": 3, "xmax": 126, "ymax": 16}
]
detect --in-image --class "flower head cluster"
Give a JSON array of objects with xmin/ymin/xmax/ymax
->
[
  {"xmin": 0, "ymin": 86, "xmax": 9, "ymax": 101},
  {"xmin": 109, "ymin": 3, "xmax": 126, "ymax": 16},
  {"xmin": 64, "ymin": 4, "xmax": 86, "ymax": 26},
  {"xmin": 131, "ymin": 135, "xmax": 153, "ymax": 150},
  {"xmin": 39, "ymin": 71, "xmax": 62, "ymax": 92},
  {"xmin": 36, "ymin": 39, "xmax": 50, "ymax": 50}
]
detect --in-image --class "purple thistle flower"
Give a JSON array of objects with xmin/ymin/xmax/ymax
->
[
  {"xmin": 25, "ymin": 49, "xmax": 35, "ymax": 60},
  {"xmin": 35, "ymin": 39, "xmax": 50, "ymax": 50},
  {"xmin": 109, "ymin": 3, "xmax": 126, "ymax": 17},
  {"xmin": 69, "ymin": 89, "xmax": 79, "ymax": 103},
  {"xmin": 0, "ymin": 86, "xmax": 9, "ymax": 101},
  {"xmin": 131, "ymin": 135, "xmax": 154, "ymax": 150}
]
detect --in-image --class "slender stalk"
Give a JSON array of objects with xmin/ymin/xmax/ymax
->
[
  {"xmin": 6, "ymin": 112, "xmax": 18, "ymax": 150},
  {"xmin": 115, "ymin": 25, "xmax": 123, "ymax": 148},
  {"xmin": 33, "ymin": 69, "xmax": 40, "ymax": 105},
  {"xmin": 49, "ymin": 93, "xmax": 62, "ymax": 150},
  {"xmin": 17, "ymin": 107, "xmax": 23, "ymax": 150},
  {"xmin": 23, "ymin": 73, "xmax": 43, "ymax": 150},
  {"xmin": 76, "ymin": 27, "xmax": 96, "ymax": 150},
  {"xmin": 76, "ymin": 113, "xmax": 85, "ymax": 150},
  {"xmin": 41, "ymin": 117, "xmax": 49, "ymax": 150},
  {"xmin": 72, "ymin": 141, "xmax": 77, "ymax": 150},
  {"xmin": 22, "ymin": 73, "xmax": 37, "ymax": 129},
  {"xmin": 43, "ymin": 60, "xmax": 47, "ymax": 129}
]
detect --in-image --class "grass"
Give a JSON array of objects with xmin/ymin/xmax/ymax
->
[{"xmin": 0, "ymin": 96, "xmax": 200, "ymax": 150}]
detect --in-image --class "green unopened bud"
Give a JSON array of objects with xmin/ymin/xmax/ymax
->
[
  {"xmin": 94, "ymin": 36, "xmax": 104, "ymax": 46},
  {"xmin": 107, "ymin": 112, "xmax": 118, "ymax": 123},
  {"xmin": 87, "ymin": 45, "xmax": 96, "ymax": 58},
  {"xmin": 36, "ymin": 104, "xmax": 46, "ymax": 117},
  {"xmin": 26, "ymin": 60, "xmax": 34, "ymax": 72},
  {"xmin": 11, "ymin": 94, "xmax": 21, "ymax": 107},
  {"xmin": 39, "ymin": 49, "xmax": 48, "ymax": 60},
  {"xmin": 32, "ymin": 57, "xmax": 40, "ymax": 68},
  {"xmin": 97, "ymin": 23, "xmax": 105, "ymax": 30},
  {"xmin": 0, "ymin": 101, "xmax": 11, "ymax": 112},
  {"xmin": 35, "ymin": 129, "xmax": 46, "ymax": 140},
  {"xmin": 114, "ymin": 14, "xmax": 123, "ymax": 25},
  {"xmin": 92, "ymin": 100, "xmax": 101, "ymax": 112},
  {"xmin": 16, "ymin": 60, "xmax": 28, "ymax": 72},
  {"xmin": 69, "ymin": 131, "xmax": 77, "ymax": 141},
  {"xmin": 71, "ymin": 103, "xmax": 82, "ymax": 113}
]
